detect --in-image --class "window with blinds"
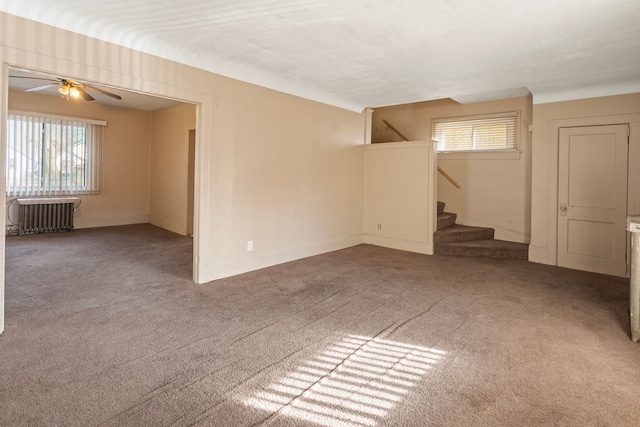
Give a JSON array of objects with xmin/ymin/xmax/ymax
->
[
  {"xmin": 432, "ymin": 111, "xmax": 520, "ymax": 152},
  {"xmin": 6, "ymin": 112, "xmax": 104, "ymax": 197}
]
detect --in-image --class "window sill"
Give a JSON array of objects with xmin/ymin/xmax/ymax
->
[{"xmin": 437, "ymin": 150, "xmax": 521, "ymax": 160}]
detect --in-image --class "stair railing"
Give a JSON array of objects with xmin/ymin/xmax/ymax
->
[
  {"xmin": 435, "ymin": 167, "xmax": 461, "ymax": 189},
  {"xmin": 382, "ymin": 119, "xmax": 410, "ymax": 141},
  {"xmin": 381, "ymin": 119, "xmax": 462, "ymax": 189}
]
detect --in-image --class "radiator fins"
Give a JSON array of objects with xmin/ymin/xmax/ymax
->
[{"xmin": 16, "ymin": 199, "xmax": 77, "ymax": 236}]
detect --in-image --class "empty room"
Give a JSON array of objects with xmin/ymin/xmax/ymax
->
[{"xmin": 1, "ymin": 1, "xmax": 639, "ymax": 426}]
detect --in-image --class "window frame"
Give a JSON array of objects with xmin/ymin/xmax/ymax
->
[
  {"xmin": 432, "ymin": 111, "xmax": 521, "ymax": 158},
  {"xmin": 6, "ymin": 110, "xmax": 105, "ymax": 197}
]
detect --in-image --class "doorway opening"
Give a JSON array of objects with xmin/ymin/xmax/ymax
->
[{"xmin": 4, "ymin": 66, "xmax": 198, "ymax": 273}]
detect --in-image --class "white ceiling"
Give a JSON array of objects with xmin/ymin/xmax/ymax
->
[{"xmin": 2, "ymin": 0, "xmax": 639, "ymax": 111}]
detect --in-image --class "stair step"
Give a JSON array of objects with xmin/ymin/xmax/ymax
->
[
  {"xmin": 434, "ymin": 224, "xmax": 494, "ymax": 243},
  {"xmin": 433, "ymin": 202, "xmax": 526, "ymax": 260},
  {"xmin": 435, "ymin": 239, "xmax": 529, "ymax": 259},
  {"xmin": 437, "ymin": 212, "xmax": 457, "ymax": 230}
]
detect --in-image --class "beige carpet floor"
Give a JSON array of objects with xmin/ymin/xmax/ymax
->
[{"xmin": 1, "ymin": 224, "xmax": 639, "ymax": 426}]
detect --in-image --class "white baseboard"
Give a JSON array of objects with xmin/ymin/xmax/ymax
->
[
  {"xmin": 528, "ymin": 245, "xmax": 551, "ymax": 265},
  {"xmin": 74, "ymin": 215, "xmax": 149, "ymax": 229},
  {"xmin": 198, "ymin": 234, "xmax": 365, "ymax": 283},
  {"xmin": 149, "ymin": 217, "xmax": 186, "ymax": 235},
  {"xmin": 363, "ymin": 234, "xmax": 433, "ymax": 255}
]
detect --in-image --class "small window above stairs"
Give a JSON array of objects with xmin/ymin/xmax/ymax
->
[{"xmin": 435, "ymin": 202, "xmax": 528, "ymax": 259}]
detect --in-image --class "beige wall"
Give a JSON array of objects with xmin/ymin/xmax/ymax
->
[
  {"xmin": 529, "ymin": 93, "xmax": 640, "ymax": 265},
  {"xmin": 7, "ymin": 89, "xmax": 151, "ymax": 229},
  {"xmin": 149, "ymin": 103, "xmax": 196, "ymax": 235},
  {"xmin": 364, "ymin": 142, "xmax": 437, "ymax": 254},
  {"xmin": 372, "ymin": 96, "xmax": 533, "ymax": 243},
  {"xmin": 226, "ymin": 88, "xmax": 365, "ymax": 270},
  {"xmin": 0, "ymin": 10, "xmax": 366, "ymax": 303}
]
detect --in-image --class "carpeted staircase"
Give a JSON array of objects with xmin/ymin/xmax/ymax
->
[{"xmin": 435, "ymin": 202, "xmax": 528, "ymax": 259}]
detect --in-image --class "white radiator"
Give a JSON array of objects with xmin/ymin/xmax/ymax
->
[{"xmin": 16, "ymin": 197, "xmax": 79, "ymax": 236}]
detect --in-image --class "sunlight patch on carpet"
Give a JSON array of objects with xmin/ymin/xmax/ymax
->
[{"xmin": 244, "ymin": 334, "xmax": 446, "ymax": 427}]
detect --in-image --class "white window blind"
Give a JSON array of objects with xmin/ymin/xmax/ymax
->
[
  {"xmin": 6, "ymin": 112, "xmax": 104, "ymax": 197},
  {"xmin": 433, "ymin": 111, "xmax": 520, "ymax": 152}
]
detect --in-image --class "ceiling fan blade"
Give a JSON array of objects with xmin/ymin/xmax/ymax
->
[
  {"xmin": 82, "ymin": 84, "xmax": 122, "ymax": 100},
  {"xmin": 25, "ymin": 83, "xmax": 59, "ymax": 92},
  {"xmin": 10, "ymin": 76, "xmax": 59, "ymax": 81},
  {"xmin": 74, "ymin": 86, "xmax": 95, "ymax": 101}
]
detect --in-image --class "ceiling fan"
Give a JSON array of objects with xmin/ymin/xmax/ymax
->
[{"xmin": 12, "ymin": 75, "xmax": 122, "ymax": 101}]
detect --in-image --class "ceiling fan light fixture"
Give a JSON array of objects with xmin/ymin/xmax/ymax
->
[
  {"xmin": 57, "ymin": 84, "xmax": 70, "ymax": 96},
  {"xmin": 69, "ymin": 85, "xmax": 81, "ymax": 98}
]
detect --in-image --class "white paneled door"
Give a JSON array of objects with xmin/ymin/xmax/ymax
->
[{"xmin": 558, "ymin": 124, "xmax": 629, "ymax": 277}]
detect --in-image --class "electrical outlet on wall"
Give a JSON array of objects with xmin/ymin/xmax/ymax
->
[{"xmin": 247, "ymin": 240, "xmax": 253, "ymax": 251}]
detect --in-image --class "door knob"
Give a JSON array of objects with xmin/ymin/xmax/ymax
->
[{"xmin": 560, "ymin": 203, "xmax": 567, "ymax": 216}]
